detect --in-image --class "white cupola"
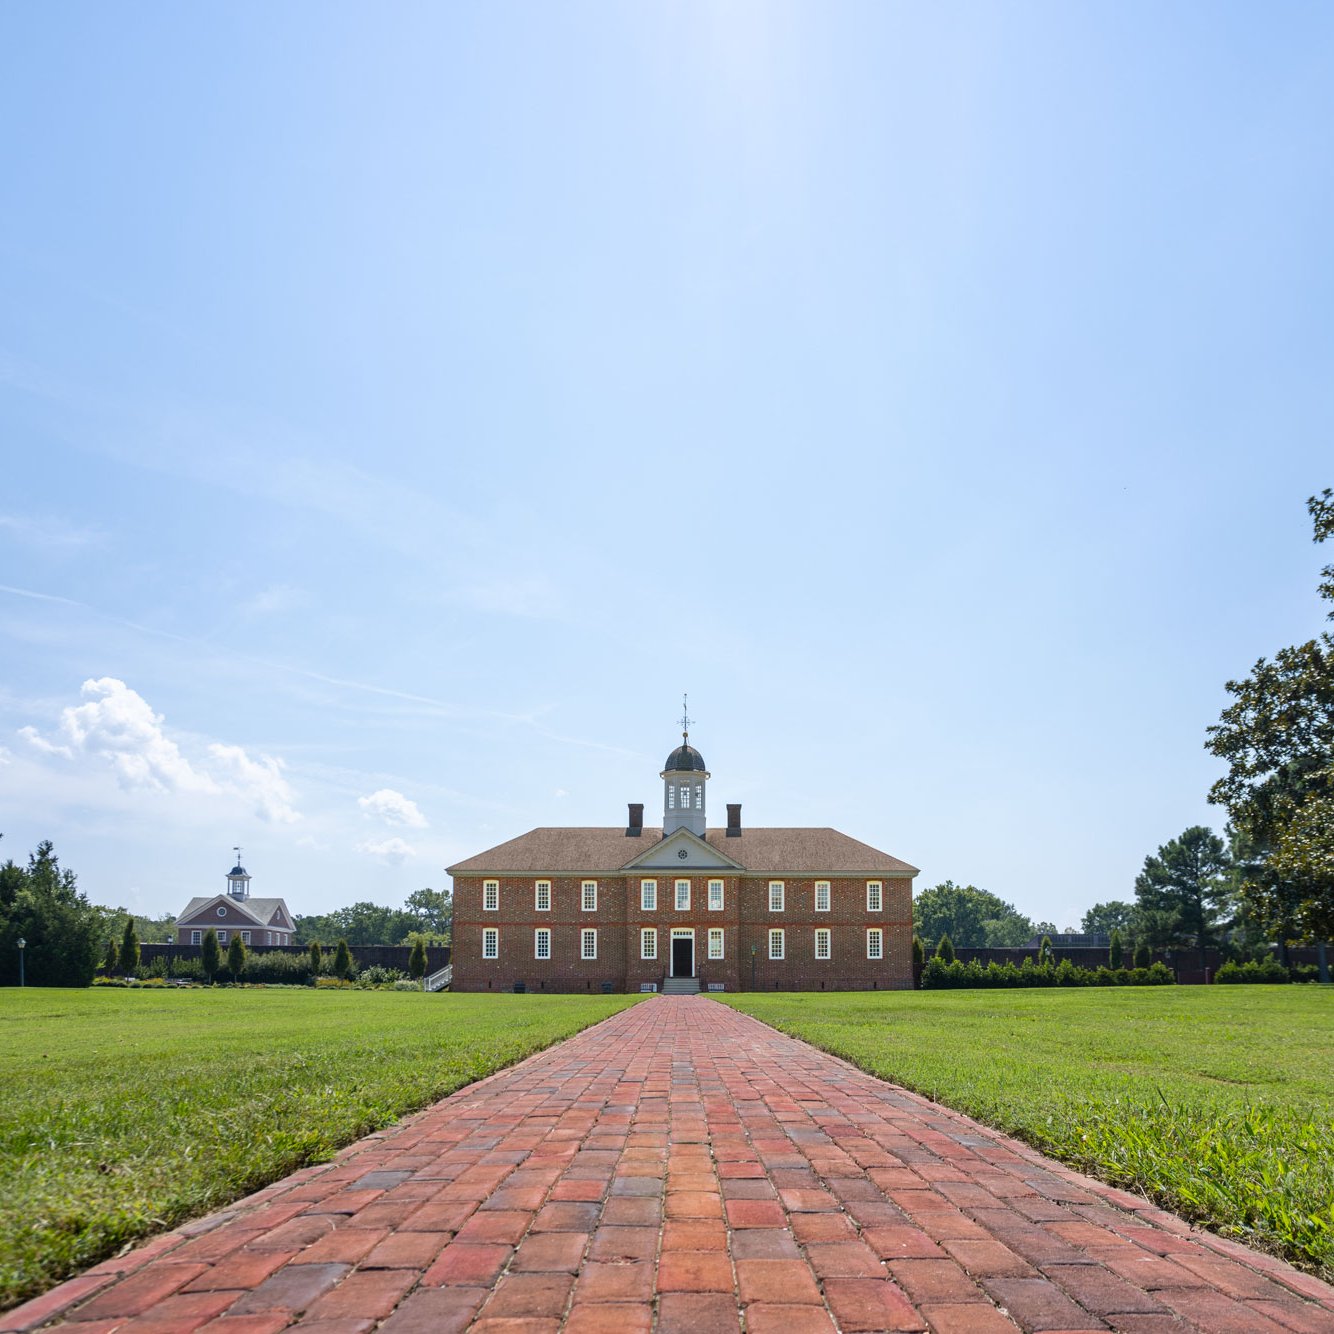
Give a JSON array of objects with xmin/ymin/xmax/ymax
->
[
  {"xmin": 226, "ymin": 848, "xmax": 251, "ymax": 901},
  {"xmin": 661, "ymin": 701, "xmax": 709, "ymax": 837}
]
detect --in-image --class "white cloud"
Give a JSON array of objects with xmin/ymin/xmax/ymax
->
[
  {"xmin": 356, "ymin": 836, "xmax": 415, "ymax": 864},
  {"xmin": 357, "ymin": 788, "xmax": 428, "ymax": 829},
  {"xmin": 20, "ymin": 678, "xmax": 299, "ymax": 822},
  {"xmin": 554, "ymin": 787, "xmax": 569, "ymax": 798}
]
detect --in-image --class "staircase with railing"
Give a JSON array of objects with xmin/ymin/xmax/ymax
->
[{"xmin": 424, "ymin": 963, "xmax": 452, "ymax": 992}]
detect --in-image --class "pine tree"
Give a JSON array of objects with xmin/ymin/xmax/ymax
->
[
  {"xmin": 935, "ymin": 933, "xmax": 955, "ymax": 964},
  {"xmin": 227, "ymin": 934, "xmax": 247, "ymax": 983},
  {"xmin": 309, "ymin": 940, "xmax": 322, "ymax": 977},
  {"xmin": 409, "ymin": 936, "xmax": 427, "ymax": 979},
  {"xmin": 118, "ymin": 917, "xmax": 140, "ymax": 975},
  {"xmin": 333, "ymin": 938, "xmax": 353, "ymax": 979},
  {"xmin": 102, "ymin": 936, "xmax": 118, "ymax": 974},
  {"xmin": 1109, "ymin": 928, "xmax": 1124, "ymax": 969},
  {"xmin": 911, "ymin": 935, "xmax": 925, "ymax": 965},
  {"xmin": 201, "ymin": 928, "xmax": 221, "ymax": 983}
]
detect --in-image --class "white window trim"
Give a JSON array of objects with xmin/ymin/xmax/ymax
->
[
  {"xmin": 217, "ymin": 930, "xmax": 228, "ymax": 944},
  {"xmin": 581, "ymin": 928, "xmax": 597, "ymax": 961},
  {"xmin": 483, "ymin": 880, "xmax": 499, "ymax": 911},
  {"xmin": 483, "ymin": 927, "xmax": 499, "ymax": 959},
  {"xmin": 190, "ymin": 930, "xmax": 201, "ymax": 945},
  {"xmin": 867, "ymin": 881, "xmax": 883, "ymax": 913},
  {"xmin": 815, "ymin": 881, "xmax": 831, "ymax": 912},
  {"xmin": 641, "ymin": 879, "xmax": 657, "ymax": 911},
  {"xmin": 675, "ymin": 879, "xmax": 690, "ymax": 911},
  {"xmin": 867, "ymin": 927, "xmax": 884, "ymax": 960},
  {"xmin": 641, "ymin": 927, "xmax": 657, "ymax": 961},
  {"xmin": 535, "ymin": 880, "xmax": 551, "ymax": 911},
  {"xmin": 708, "ymin": 927, "xmax": 724, "ymax": 960},
  {"xmin": 708, "ymin": 879, "xmax": 724, "ymax": 911},
  {"xmin": 535, "ymin": 928, "xmax": 551, "ymax": 960},
  {"xmin": 241, "ymin": 931, "xmax": 250, "ymax": 944},
  {"xmin": 679, "ymin": 783, "xmax": 691, "ymax": 809},
  {"xmin": 769, "ymin": 881, "xmax": 785, "ymax": 913},
  {"xmin": 582, "ymin": 880, "xmax": 597, "ymax": 912},
  {"xmin": 815, "ymin": 927, "xmax": 831, "ymax": 960},
  {"xmin": 769, "ymin": 928, "xmax": 785, "ymax": 960}
]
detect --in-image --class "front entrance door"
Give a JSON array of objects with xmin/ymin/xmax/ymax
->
[{"xmin": 671, "ymin": 935, "xmax": 694, "ymax": 978}]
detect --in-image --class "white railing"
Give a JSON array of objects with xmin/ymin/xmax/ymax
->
[{"xmin": 424, "ymin": 963, "xmax": 452, "ymax": 992}]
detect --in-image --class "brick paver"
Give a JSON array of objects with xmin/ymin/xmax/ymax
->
[{"xmin": 7, "ymin": 997, "xmax": 1334, "ymax": 1333}]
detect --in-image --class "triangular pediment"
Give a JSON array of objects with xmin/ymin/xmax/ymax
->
[
  {"xmin": 621, "ymin": 827, "xmax": 744, "ymax": 872},
  {"xmin": 176, "ymin": 895, "xmax": 265, "ymax": 928}
]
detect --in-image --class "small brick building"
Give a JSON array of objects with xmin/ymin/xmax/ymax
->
[
  {"xmin": 449, "ymin": 732, "xmax": 918, "ymax": 993},
  {"xmin": 174, "ymin": 858, "xmax": 296, "ymax": 948}
]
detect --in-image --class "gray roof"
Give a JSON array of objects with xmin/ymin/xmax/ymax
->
[
  {"xmin": 176, "ymin": 895, "xmax": 292, "ymax": 927},
  {"xmin": 663, "ymin": 743, "xmax": 707, "ymax": 773},
  {"xmin": 448, "ymin": 827, "xmax": 918, "ymax": 876}
]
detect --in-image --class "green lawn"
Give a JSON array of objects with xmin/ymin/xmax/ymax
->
[
  {"xmin": 721, "ymin": 986, "xmax": 1334, "ymax": 1279},
  {"xmin": 0, "ymin": 988, "xmax": 641, "ymax": 1311}
]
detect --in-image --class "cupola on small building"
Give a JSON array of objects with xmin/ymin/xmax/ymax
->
[
  {"xmin": 174, "ymin": 852, "xmax": 296, "ymax": 948},
  {"xmin": 448, "ymin": 722, "xmax": 918, "ymax": 993}
]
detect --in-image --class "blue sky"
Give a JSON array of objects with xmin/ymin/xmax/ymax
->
[{"xmin": 2, "ymin": 2, "xmax": 1331, "ymax": 927}]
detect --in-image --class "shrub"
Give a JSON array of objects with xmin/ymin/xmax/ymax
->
[
  {"xmin": 227, "ymin": 935, "xmax": 247, "ymax": 983},
  {"xmin": 333, "ymin": 939, "xmax": 354, "ymax": 980},
  {"xmin": 245, "ymin": 952, "xmax": 310, "ymax": 985},
  {"xmin": 1038, "ymin": 935, "xmax": 1054, "ymax": 966},
  {"xmin": 921, "ymin": 958, "xmax": 1175, "ymax": 990},
  {"xmin": 118, "ymin": 918, "xmax": 140, "ymax": 975},
  {"xmin": 1109, "ymin": 928, "xmax": 1124, "ymax": 970},
  {"xmin": 1133, "ymin": 940, "xmax": 1152, "ymax": 969},
  {"xmin": 309, "ymin": 941, "xmax": 322, "ymax": 975},
  {"xmin": 1216, "ymin": 958, "xmax": 1290, "ymax": 984},
  {"xmin": 201, "ymin": 930, "xmax": 221, "ymax": 983},
  {"xmin": 409, "ymin": 937, "xmax": 427, "ymax": 980},
  {"xmin": 912, "ymin": 935, "xmax": 925, "ymax": 965},
  {"xmin": 935, "ymin": 934, "xmax": 955, "ymax": 964},
  {"xmin": 393, "ymin": 979, "xmax": 423, "ymax": 991},
  {"xmin": 169, "ymin": 958, "xmax": 205, "ymax": 981},
  {"xmin": 314, "ymin": 976, "xmax": 354, "ymax": 989},
  {"xmin": 354, "ymin": 965, "xmax": 405, "ymax": 988}
]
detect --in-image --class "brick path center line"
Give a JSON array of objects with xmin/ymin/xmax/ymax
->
[{"xmin": 10, "ymin": 997, "xmax": 1334, "ymax": 1334}]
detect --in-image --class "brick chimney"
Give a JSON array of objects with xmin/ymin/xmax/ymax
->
[
  {"xmin": 726, "ymin": 803, "xmax": 742, "ymax": 837},
  {"xmin": 626, "ymin": 802, "xmax": 644, "ymax": 837}
]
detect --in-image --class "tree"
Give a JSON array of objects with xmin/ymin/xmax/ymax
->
[
  {"xmin": 201, "ymin": 929, "xmax": 221, "ymax": 984},
  {"xmin": 1206, "ymin": 490, "xmax": 1334, "ymax": 940},
  {"xmin": 227, "ymin": 934, "xmax": 247, "ymax": 983},
  {"xmin": 118, "ymin": 917, "xmax": 140, "ymax": 975},
  {"xmin": 1038, "ymin": 934, "xmax": 1054, "ymax": 966},
  {"xmin": 1109, "ymin": 928, "xmax": 1124, "ymax": 969},
  {"xmin": 912, "ymin": 882, "xmax": 1033, "ymax": 948},
  {"xmin": 935, "ymin": 933, "xmax": 955, "ymax": 964},
  {"xmin": 309, "ymin": 940, "xmax": 322, "ymax": 975},
  {"xmin": 912, "ymin": 935, "xmax": 925, "ymax": 965},
  {"xmin": 333, "ymin": 938, "xmax": 353, "ymax": 979},
  {"xmin": 102, "ymin": 936, "xmax": 118, "ymax": 974},
  {"xmin": 1081, "ymin": 901, "xmax": 1136, "ymax": 937},
  {"xmin": 1133, "ymin": 939, "xmax": 1152, "ymax": 969},
  {"xmin": 408, "ymin": 936, "xmax": 427, "ymax": 980},
  {"xmin": 1134, "ymin": 826, "xmax": 1231, "ymax": 968},
  {"xmin": 0, "ymin": 839, "xmax": 102, "ymax": 987},
  {"xmin": 404, "ymin": 887, "xmax": 452, "ymax": 942}
]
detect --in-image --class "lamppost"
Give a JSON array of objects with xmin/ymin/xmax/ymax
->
[
  {"xmin": 17, "ymin": 937, "xmax": 25, "ymax": 988},
  {"xmin": 750, "ymin": 944, "xmax": 757, "ymax": 992}
]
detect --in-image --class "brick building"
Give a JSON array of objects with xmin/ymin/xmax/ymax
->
[
  {"xmin": 448, "ymin": 732, "xmax": 918, "ymax": 993},
  {"xmin": 174, "ymin": 856, "xmax": 296, "ymax": 948}
]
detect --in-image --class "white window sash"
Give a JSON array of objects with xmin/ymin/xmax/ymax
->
[
  {"xmin": 535, "ymin": 881, "xmax": 551, "ymax": 911},
  {"xmin": 867, "ymin": 928, "xmax": 883, "ymax": 960},
  {"xmin": 708, "ymin": 928, "xmax": 724, "ymax": 959},
  {"xmin": 867, "ymin": 881, "xmax": 883, "ymax": 912},
  {"xmin": 769, "ymin": 929, "xmax": 784, "ymax": 960},
  {"xmin": 769, "ymin": 881, "xmax": 784, "ymax": 912},
  {"xmin": 535, "ymin": 929, "xmax": 551, "ymax": 959},
  {"xmin": 582, "ymin": 881, "xmax": 597, "ymax": 912},
  {"xmin": 641, "ymin": 879, "xmax": 657, "ymax": 911},
  {"xmin": 816, "ymin": 929, "xmax": 831, "ymax": 960},
  {"xmin": 582, "ymin": 929, "xmax": 597, "ymax": 960},
  {"xmin": 641, "ymin": 929, "xmax": 657, "ymax": 960},
  {"xmin": 815, "ymin": 882, "xmax": 831, "ymax": 912},
  {"xmin": 675, "ymin": 880, "xmax": 690, "ymax": 911},
  {"xmin": 483, "ymin": 928, "xmax": 498, "ymax": 959},
  {"xmin": 484, "ymin": 881, "xmax": 499, "ymax": 911},
  {"xmin": 708, "ymin": 880, "xmax": 724, "ymax": 910}
]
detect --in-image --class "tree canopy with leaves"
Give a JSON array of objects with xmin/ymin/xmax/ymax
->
[
  {"xmin": 0, "ymin": 838, "xmax": 102, "ymax": 987},
  {"xmin": 1134, "ymin": 826, "xmax": 1232, "ymax": 967},
  {"xmin": 1206, "ymin": 489, "xmax": 1334, "ymax": 940},
  {"xmin": 912, "ymin": 881, "xmax": 1033, "ymax": 948}
]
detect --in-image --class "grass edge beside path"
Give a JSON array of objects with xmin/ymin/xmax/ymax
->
[
  {"xmin": 719, "ymin": 987, "xmax": 1334, "ymax": 1282},
  {"xmin": 0, "ymin": 990, "xmax": 643, "ymax": 1311}
]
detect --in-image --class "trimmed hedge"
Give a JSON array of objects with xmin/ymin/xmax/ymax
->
[
  {"xmin": 921, "ymin": 958, "xmax": 1175, "ymax": 989},
  {"xmin": 1215, "ymin": 958, "xmax": 1291, "ymax": 984}
]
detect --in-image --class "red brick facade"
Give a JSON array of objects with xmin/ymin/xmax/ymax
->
[{"xmin": 451, "ymin": 866, "xmax": 914, "ymax": 994}]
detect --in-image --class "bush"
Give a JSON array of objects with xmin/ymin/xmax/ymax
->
[
  {"xmin": 314, "ymin": 976, "xmax": 354, "ymax": 989},
  {"xmin": 912, "ymin": 935, "xmax": 925, "ymax": 965},
  {"xmin": 409, "ymin": 937, "xmax": 427, "ymax": 980},
  {"xmin": 1133, "ymin": 940, "xmax": 1152, "ymax": 969},
  {"xmin": 935, "ymin": 934, "xmax": 955, "ymax": 964},
  {"xmin": 1216, "ymin": 958, "xmax": 1290, "ymax": 984},
  {"xmin": 393, "ymin": 979, "xmax": 423, "ymax": 991},
  {"xmin": 227, "ymin": 935, "xmax": 247, "ymax": 983},
  {"xmin": 921, "ymin": 958, "xmax": 1176, "ymax": 990},
  {"xmin": 1109, "ymin": 928, "xmax": 1124, "ymax": 970},
  {"xmin": 309, "ymin": 941, "xmax": 322, "ymax": 975},
  {"xmin": 245, "ymin": 952, "xmax": 311, "ymax": 985},
  {"xmin": 201, "ymin": 930, "xmax": 221, "ymax": 983},
  {"xmin": 355, "ymin": 965, "xmax": 405, "ymax": 988},
  {"xmin": 333, "ymin": 939, "xmax": 354, "ymax": 980}
]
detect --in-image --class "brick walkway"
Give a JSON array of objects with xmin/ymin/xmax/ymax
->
[{"xmin": 7, "ymin": 998, "xmax": 1334, "ymax": 1334}]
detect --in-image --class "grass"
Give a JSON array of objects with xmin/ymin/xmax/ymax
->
[
  {"xmin": 0, "ymin": 988, "xmax": 641, "ymax": 1311},
  {"xmin": 721, "ymin": 986, "xmax": 1334, "ymax": 1280}
]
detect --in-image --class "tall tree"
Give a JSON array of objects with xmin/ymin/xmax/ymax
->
[
  {"xmin": 1207, "ymin": 490, "xmax": 1334, "ymax": 941},
  {"xmin": 0, "ymin": 839, "xmax": 101, "ymax": 986},
  {"xmin": 1134, "ymin": 826, "xmax": 1231, "ymax": 968},
  {"xmin": 201, "ymin": 929, "xmax": 221, "ymax": 984},
  {"xmin": 118, "ymin": 917, "xmax": 140, "ymax": 975},
  {"xmin": 912, "ymin": 881, "xmax": 1033, "ymax": 948},
  {"xmin": 1081, "ymin": 901, "xmax": 1136, "ymax": 936},
  {"xmin": 227, "ymin": 934, "xmax": 247, "ymax": 983}
]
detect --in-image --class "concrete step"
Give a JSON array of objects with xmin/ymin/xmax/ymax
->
[{"xmin": 661, "ymin": 977, "xmax": 701, "ymax": 995}]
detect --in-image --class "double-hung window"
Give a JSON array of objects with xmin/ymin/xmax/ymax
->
[
  {"xmin": 535, "ymin": 880, "xmax": 551, "ymax": 911},
  {"xmin": 535, "ymin": 928, "xmax": 551, "ymax": 959},
  {"xmin": 483, "ymin": 928, "xmax": 498, "ymax": 959},
  {"xmin": 866, "ymin": 881, "xmax": 883, "ymax": 912},
  {"xmin": 708, "ymin": 927, "xmax": 724, "ymax": 960},
  {"xmin": 675, "ymin": 879, "xmax": 690, "ymax": 911},
  {"xmin": 867, "ymin": 928, "xmax": 884, "ymax": 960},
  {"xmin": 581, "ymin": 928, "xmax": 597, "ymax": 960},
  {"xmin": 582, "ymin": 880, "xmax": 597, "ymax": 912},
  {"xmin": 641, "ymin": 879, "xmax": 657, "ymax": 911},
  {"xmin": 815, "ymin": 928, "xmax": 831, "ymax": 960},
  {"xmin": 241, "ymin": 931, "xmax": 251, "ymax": 944},
  {"xmin": 769, "ymin": 881, "xmax": 785, "ymax": 912},
  {"xmin": 815, "ymin": 881, "xmax": 831, "ymax": 912},
  {"xmin": 708, "ymin": 879, "xmax": 724, "ymax": 910},
  {"xmin": 768, "ymin": 928, "xmax": 785, "ymax": 960},
  {"xmin": 483, "ymin": 880, "xmax": 499, "ymax": 911},
  {"xmin": 217, "ymin": 930, "xmax": 228, "ymax": 944},
  {"xmin": 641, "ymin": 927, "xmax": 657, "ymax": 960},
  {"xmin": 190, "ymin": 930, "xmax": 201, "ymax": 945}
]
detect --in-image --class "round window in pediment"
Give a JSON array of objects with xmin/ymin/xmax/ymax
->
[{"xmin": 217, "ymin": 906, "xmax": 227, "ymax": 917}]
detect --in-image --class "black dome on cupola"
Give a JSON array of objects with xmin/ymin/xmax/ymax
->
[
  {"xmin": 664, "ymin": 743, "xmax": 706, "ymax": 773},
  {"xmin": 230, "ymin": 864, "xmax": 247, "ymax": 877}
]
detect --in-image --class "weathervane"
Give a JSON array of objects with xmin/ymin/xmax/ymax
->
[
  {"xmin": 233, "ymin": 845, "xmax": 242, "ymax": 864},
  {"xmin": 679, "ymin": 694, "xmax": 693, "ymax": 742}
]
